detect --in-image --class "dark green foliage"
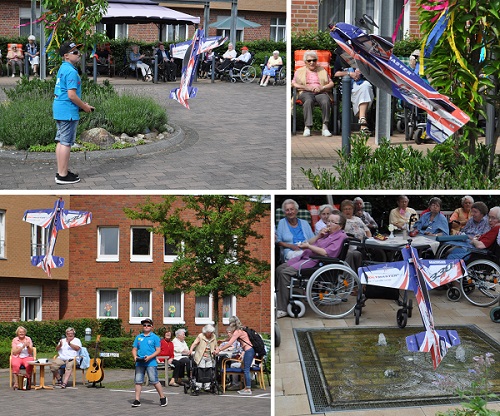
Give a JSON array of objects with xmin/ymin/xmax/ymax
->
[
  {"xmin": 0, "ymin": 77, "xmax": 167, "ymax": 150},
  {"xmin": 302, "ymin": 134, "xmax": 500, "ymax": 189}
]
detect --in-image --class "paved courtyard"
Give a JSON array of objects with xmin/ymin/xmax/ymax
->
[{"xmin": 0, "ymin": 76, "xmax": 286, "ymax": 190}]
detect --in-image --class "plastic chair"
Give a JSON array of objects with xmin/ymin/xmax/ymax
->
[
  {"xmin": 5, "ymin": 43, "xmax": 24, "ymax": 77},
  {"xmin": 292, "ymin": 49, "xmax": 338, "ymax": 135},
  {"xmin": 9, "ymin": 347, "xmax": 37, "ymax": 388}
]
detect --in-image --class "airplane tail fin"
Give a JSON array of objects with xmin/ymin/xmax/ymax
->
[
  {"xmin": 407, "ymin": 329, "xmax": 460, "ymax": 369},
  {"xmin": 31, "ymin": 255, "xmax": 65, "ymax": 269},
  {"xmin": 169, "ymin": 86, "xmax": 198, "ymax": 109}
]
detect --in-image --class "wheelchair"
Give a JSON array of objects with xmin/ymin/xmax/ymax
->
[
  {"xmin": 217, "ymin": 53, "xmax": 257, "ymax": 83},
  {"xmin": 434, "ymin": 236, "xmax": 500, "ymax": 307},
  {"xmin": 286, "ymin": 238, "xmax": 361, "ymax": 319}
]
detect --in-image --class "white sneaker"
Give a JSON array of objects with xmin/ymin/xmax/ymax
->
[
  {"xmin": 322, "ymin": 128, "xmax": 332, "ymax": 137},
  {"xmin": 276, "ymin": 310, "xmax": 288, "ymax": 319},
  {"xmin": 303, "ymin": 127, "xmax": 311, "ymax": 137},
  {"xmin": 11, "ymin": 74, "xmax": 15, "ymax": 78}
]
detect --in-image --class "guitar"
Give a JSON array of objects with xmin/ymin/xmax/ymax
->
[{"xmin": 86, "ymin": 335, "xmax": 104, "ymax": 383}]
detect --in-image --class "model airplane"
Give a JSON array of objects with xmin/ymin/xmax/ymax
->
[
  {"xmin": 358, "ymin": 242, "xmax": 466, "ymax": 369},
  {"xmin": 170, "ymin": 28, "xmax": 227, "ymax": 109},
  {"xmin": 330, "ymin": 22, "xmax": 470, "ymax": 143},
  {"xmin": 23, "ymin": 198, "xmax": 92, "ymax": 277}
]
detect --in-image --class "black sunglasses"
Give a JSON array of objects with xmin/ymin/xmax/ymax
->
[
  {"xmin": 142, "ymin": 324, "xmax": 152, "ymax": 327},
  {"xmin": 70, "ymin": 50, "xmax": 80, "ymax": 55},
  {"xmin": 306, "ymin": 59, "xmax": 317, "ymax": 63}
]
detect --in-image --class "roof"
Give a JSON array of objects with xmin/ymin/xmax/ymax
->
[
  {"xmin": 160, "ymin": 0, "xmax": 285, "ymax": 13},
  {"xmin": 102, "ymin": 2, "xmax": 200, "ymax": 25}
]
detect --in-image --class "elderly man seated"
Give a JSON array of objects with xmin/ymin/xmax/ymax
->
[
  {"xmin": 232, "ymin": 46, "xmax": 251, "ymax": 71},
  {"xmin": 291, "ymin": 50, "xmax": 335, "ymax": 137},
  {"xmin": 155, "ymin": 42, "xmax": 176, "ymax": 81}
]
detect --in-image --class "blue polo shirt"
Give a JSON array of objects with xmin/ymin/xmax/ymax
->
[
  {"xmin": 53, "ymin": 61, "xmax": 81, "ymax": 121},
  {"xmin": 133, "ymin": 332, "xmax": 161, "ymax": 367}
]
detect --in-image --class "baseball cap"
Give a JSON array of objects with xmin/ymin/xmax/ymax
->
[
  {"xmin": 141, "ymin": 318, "xmax": 153, "ymax": 325},
  {"xmin": 242, "ymin": 46, "xmax": 248, "ymax": 50},
  {"xmin": 59, "ymin": 41, "xmax": 82, "ymax": 56}
]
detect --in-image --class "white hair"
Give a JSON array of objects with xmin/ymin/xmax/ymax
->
[
  {"xmin": 282, "ymin": 198, "xmax": 299, "ymax": 212},
  {"xmin": 175, "ymin": 328, "xmax": 186, "ymax": 336}
]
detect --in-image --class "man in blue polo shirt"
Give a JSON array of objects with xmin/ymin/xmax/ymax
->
[
  {"xmin": 131, "ymin": 318, "xmax": 168, "ymax": 407},
  {"xmin": 53, "ymin": 40, "xmax": 94, "ymax": 185}
]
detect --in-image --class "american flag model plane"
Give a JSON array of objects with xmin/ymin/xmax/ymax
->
[
  {"xmin": 23, "ymin": 198, "xmax": 92, "ymax": 277},
  {"xmin": 358, "ymin": 241, "xmax": 466, "ymax": 369},
  {"xmin": 170, "ymin": 28, "xmax": 227, "ymax": 109},
  {"xmin": 330, "ymin": 22, "xmax": 470, "ymax": 143}
]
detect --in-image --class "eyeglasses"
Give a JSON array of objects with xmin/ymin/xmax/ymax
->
[
  {"xmin": 306, "ymin": 59, "xmax": 317, "ymax": 63},
  {"xmin": 70, "ymin": 50, "xmax": 80, "ymax": 55},
  {"xmin": 142, "ymin": 324, "xmax": 152, "ymax": 327}
]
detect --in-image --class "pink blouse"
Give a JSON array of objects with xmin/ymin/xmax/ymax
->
[
  {"xmin": 226, "ymin": 329, "xmax": 253, "ymax": 351},
  {"xmin": 11, "ymin": 336, "xmax": 33, "ymax": 358}
]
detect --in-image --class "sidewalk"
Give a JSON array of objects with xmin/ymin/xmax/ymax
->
[
  {"xmin": 292, "ymin": 131, "xmax": 500, "ymax": 189},
  {"xmin": 0, "ymin": 75, "xmax": 286, "ymax": 190},
  {"xmin": 0, "ymin": 367, "xmax": 270, "ymax": 416},
  {"xmin": 275, "ymin": 288, "xmax": 500, "ymax": 415}
]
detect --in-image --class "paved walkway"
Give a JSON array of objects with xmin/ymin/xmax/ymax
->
[
  {"xmin": 292, "ymin": 131, "xmax": 500, "ymax": 189},
  {"xmin": 276, "ymin": 288, "xmax": 500, "ymax": 415},
  {"xmin": 0, "ymin": 367, "xmax": 270, "ymax": 416},
  {"xmin": 0, "ymin": 76, "xmax": 286, "ymax": 190}
]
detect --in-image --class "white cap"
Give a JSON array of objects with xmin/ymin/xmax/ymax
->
[{"xmin": 28, "ymin": 35, "xmax": 36, "ymax": 41}]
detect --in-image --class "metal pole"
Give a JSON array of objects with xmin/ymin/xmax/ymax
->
[
  {"xmin": 230, "ymin": 0, "xmax": 238, "ymax": 47},
  {"xmin": 203, "ymin": 2, "xmax": 210, "ymax": 34},
  {"xmin": 154, "ymin": 54, "xmax": 158, "ymax": 83},
  {"xmin": 342, "ymin": 75, "xmax": 352, "ymax": 154},
  {"xmin": 93, "ymin": 54, "xmax": 97, "ymax": 83},
  {"xmin": 40, "ymin": 2, "xmax": 46, "ymax": 80},
  {"xmin": 375, "ymin": 0, "xmax": 395, "ymax": 144}
]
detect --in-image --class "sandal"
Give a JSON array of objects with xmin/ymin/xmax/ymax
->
[
  {"xmin": 60, "ymin": 383, "xmax": 66, "ymax": 389},
  {"xmin": 13, "ymin": 385, "xmax": 18, "ymax": 390},
  {"xmin": 359, "ymin": 117, "xmax": 368, "ymax": 126},
  {"xmin": 169, "ymin": 382, "xmax": 180, "ymax": 387}
]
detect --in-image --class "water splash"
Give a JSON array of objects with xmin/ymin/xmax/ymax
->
[
  {"xmin": 378, "ymin": 333, "xmax": 387, "ymax": 346},
  {"xmin": 456, "ymin": 345, "xmax": 466, "ymax": 362}
]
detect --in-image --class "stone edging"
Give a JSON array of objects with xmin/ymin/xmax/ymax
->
[{"xmin": 0, "ymin": 123, "xmax": 185, "ymax": 162}]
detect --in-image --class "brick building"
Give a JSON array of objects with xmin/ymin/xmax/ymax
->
[
  {"xmin": 291, "ymin": 0, "xmax": 421, "ymax": 38},
  {"xmin": 0, "ymin": 195, "xmax": 271, "ymax": 336},
  {"xmin": 0, "ymin": 0, "xmax": 286, "ymax": 42}
]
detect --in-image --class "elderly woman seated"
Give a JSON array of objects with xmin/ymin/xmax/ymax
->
[
  {"xmin": 276, "ymin": 211, "xmax": 348, "ymax": 318},
  {"xmin": 291, "ymin": 50, "xmax": 335, "ymax": 137},
  {"xmin": 170, "ymin": 328, "xmax": 190, "ymax": 386},
  {"xmin": 276, "ymin": 198, "xmax": 314, "ymax": 261},
  {"xmin": 449, "ymin": 195, "xmax": 474, "ymax": 235},
  {"xmin": 412, "ymin": 197, "xmax": 449, "ymax": 237}
]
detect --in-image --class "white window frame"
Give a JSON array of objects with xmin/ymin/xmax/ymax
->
[
  {"xmin": 97, "ymin": 227, "xmax": 120, "ymax": 262},
  {"xmin": 97, "ymin": 289, "xmax": 119, "ymax": 319},
  {"xmin": 222, "ymin": 295, "xmax": 237, "ymax": 325},
  {"xmin": 163, "ymin": 291, "xmax": 185, "ymax": 325},
  {"xmin": 164, "ymin": 238, "xmax": 182, "ymax": 263},
  {"xmin": 270, "ymin": 17, "xmax": 286, "ymax": 42},
  {"xmin": 30, "ymin": 224, "xmax": 47, "ymax": 257},
  {"xmin": 161, "ymin": 23, "xmax": 188, "ymax": 42},
  {"xmin": 129, "ymin": 289, "xmax": 152, "ymax": 324},
  {"xmin": 20, "ymin": 285, "xmax": 42, "ymax": 321},
  {"xmin": 0, "ymin": 210, "xmax": 5, "ymax": 259},
  {"xmin": 130, "ymin": 227, "xmax": 153, "ymax": 262},
  {"xmin": 19, "ymin": 7, "xmax": 42, "ymax": 37},
  {"xmin": 195, "ymin": 294, "xmax": 214, "ymax": 325}
]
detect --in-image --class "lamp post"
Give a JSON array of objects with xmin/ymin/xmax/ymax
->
[{"xmin": 85, "ymin": 327, "xmax": 92, "ymax": 342}]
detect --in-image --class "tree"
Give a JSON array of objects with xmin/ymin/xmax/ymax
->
[
  {"xmin": 42, "ymin": 0, "xmax": 108, "ymax": 65},
  {"xmin": 417, "ymin": 0, "xmax": 500, "ymax": 174},
  {"xmin": 124, "ymin": 196, "xmax": 270, "ymax": 335}
]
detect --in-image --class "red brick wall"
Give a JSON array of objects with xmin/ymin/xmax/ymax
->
[
  {"xmin": 67, "ymin": 196, "xmax": 271, "ymax": 336},
  {"xmin": 0, "ymin": 1, "xmax": 30, "ymax": 37}
]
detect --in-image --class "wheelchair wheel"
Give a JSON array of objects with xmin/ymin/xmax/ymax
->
[
  {"xmin": 397, "ymin": 308, "xmax": 408, "ymax": 328},
  {"xmin": 435, "ymin": 243, "xmax": 457, "ymax": 259},
  {"xmin": 239, "ymin": 65, "xmax": 256, "ymax": 83},
  {"xmin": 414, "ymin": 127, "xmax": 424, "ymax": 144},
  {"xmin": 461, "ymin": 259, "xmax": 500, "ymax": 307},
  {"xmin": 447, "ymin": 286, "xmax": 461, "ymax": 302},
  {"xmin": 274, "ymin": 321, "xmax": 281, "ymax": 347},
  {"xmin": 490, "ymin": 306, "xmax": 500, "ymax": 323},
  {"xmin": 274, "ymin": 66, "xmax": 286, "ymax": 85},
  {"xmin": 287, "ymin": 300, "xmax": 306, "ymax": 318},
  {"xmin": 305, "ymin": 263, "xmax": 360, "ymax": 318}
]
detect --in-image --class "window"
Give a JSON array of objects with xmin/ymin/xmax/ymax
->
[
  {"xmin": 97, "ymin": 289, "xmax": 118, "ymax": 319},
  {"xmin": 0, "ymin": 210, "xmax": 5, "ymax": 258},
  {"xmin": 195, "ymin": 294, "xmax": 213, "ymax": 325},
  {"xmin": 161, "ymin": 24, "xmax": 188, "ymax": 42},
  {"xmin": 130, "ymin": 289, "xmax": 151, "ymax": 324},
  {"xmin": 222, "ymin": 295, "xmax": 237, "ymax": 325},
  {"xmin": 130, "ymin": 227, "xmax": 152, "ymax": 262},
  {"xmin": 318, "ymin": 0, "xmax": 346, "ymax": 32},
  {"xmin": 20, "ymin": 286, "xmax": 42, "ymax": 321},
  {"xmin": 164, "ymin": 238, "xmax": 178, "ymax": 262},
  {"xmin": 163, "ymin": 291, "xmax": 185, "ymax": 324},
  {"xmin": 96, "ymin": 23, "xmax": 128, "ymax": 39},
  {"xmin": 19, "ymin": 7, "xmax": 42, "ymax": 38},
  {"xmin": 217, "ymin": 29, "xmax": 243, "ymax": 42},
  {"xmin": 30, "ymin": 224, "xmax": 47, "ymax": 256},
  {"xmin": 270, "ymin": 17, "xmax": 286, "ymax": 42},
  {"xmin": 97, "ymin": 227, "xmax": 119, "ymax": 261}
]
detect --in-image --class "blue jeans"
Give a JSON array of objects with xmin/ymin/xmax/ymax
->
[
  {"xmin": 55, "ymin": 120, "xmax": 78, "ymax": 146},
  {"xmin": 134, "ymin": 365, "xmax": 159, "ymax": 385},
  {"xmin": 242, "ymin": 347, "xmax": 255, "ymax": 389}
]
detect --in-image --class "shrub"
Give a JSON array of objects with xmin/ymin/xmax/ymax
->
[{"xmin": 0, "ymin": 77, "xmax": 167, "ymax": 150}]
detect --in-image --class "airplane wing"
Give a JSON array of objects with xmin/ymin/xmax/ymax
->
[
  {"xmin": 417, "ymin": 258, "xmax": 467, "ymax": 290},
  {"xmin": 60, "ymin": 210, "xmax": 92, "ymax": 229},
  {"xmin": 331, "ymin": 23, "xmax": 470, "ymax": 143},
  {"xmin": 23, "ymin": 209, "xmax": 56, "ymax": 228},
  {"xmin": 358, "ymin": 260, "xmax": 413, "ymax": 291}
]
